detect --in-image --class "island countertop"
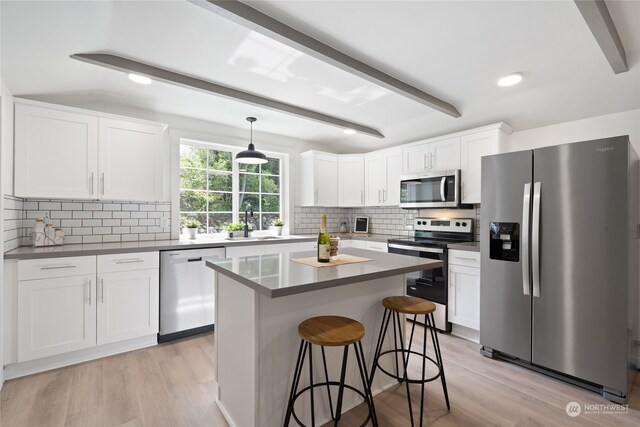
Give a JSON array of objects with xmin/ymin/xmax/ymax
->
[{"xmin": 206, "ymin": 248, "xmax": 442, "ymax": 298}]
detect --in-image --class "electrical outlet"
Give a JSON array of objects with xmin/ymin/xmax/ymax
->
[{"xmin": 161, "ymin": 217, "xmax": 170, "ymax": 228}]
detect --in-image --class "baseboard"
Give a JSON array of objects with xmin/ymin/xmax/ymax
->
[
  {"xmin": 451, "ymin": 324, "xmax": 479, "ymax": 343},
  {"xmin": 215, "ymin": 400, "xmax": 239, "ymax": 427},
  {"xmin": 3, "ymin": 334, "xmax": 157, "ymax": 380}
]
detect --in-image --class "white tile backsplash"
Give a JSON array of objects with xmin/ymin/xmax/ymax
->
[{"xmin": 3, "ymin": 195, "xmax": 171, "ymax": 250}]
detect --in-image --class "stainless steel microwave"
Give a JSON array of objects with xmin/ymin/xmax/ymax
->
[{"xmin": 399, "ymin": 170, "xmax": 460, "ymax": 208}]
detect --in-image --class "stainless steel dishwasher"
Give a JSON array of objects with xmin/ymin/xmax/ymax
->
[{"xmin": 159, "ymin": 247, "xmax": 226, "ymax": 342}]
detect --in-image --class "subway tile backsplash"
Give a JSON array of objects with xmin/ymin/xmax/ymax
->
[{"xmin": 3, "ymin": 195, "xmax": 171, "ymax": 249}]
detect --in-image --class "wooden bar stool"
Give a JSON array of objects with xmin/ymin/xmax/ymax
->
[
  {"xmin": 369, "ymin": 296, "xmax": 450, "ymax": 427},
  {"xmin": 284, "ymin": 315, "xmax": 378, "ymax": 427}
]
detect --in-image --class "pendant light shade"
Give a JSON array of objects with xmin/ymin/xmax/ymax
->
[{"xmin": 235, "ymin": 117, "xmax": 268, "ymax": 164}]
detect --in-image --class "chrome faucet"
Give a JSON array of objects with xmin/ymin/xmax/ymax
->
[{"xmin": 244, "ymin": 203, "xmax": 253, "ymax": 237}]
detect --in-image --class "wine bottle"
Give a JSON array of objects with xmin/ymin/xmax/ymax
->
[{"xmin": 317, "ymin": 213, "xmax": 331, "ymax": 263}]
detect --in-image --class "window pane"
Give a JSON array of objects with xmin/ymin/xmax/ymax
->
[
  {"xmin": 261, "ymin": 175, "xmax": 279, "ymax": 194},
  {"xmin": 181, "ymin": 168, "xmax": 206, "ymax": 190},
  {"xmin": 208, "ymin": 172, "xmax": 232, "ymax": 191},
  {"xmin": 262, "ymin": 213, "xmax": 280, "ymax": 230},
  {"xmin": 238, "ymin": 164, "xmax": 259, "ymax": 173},
  {"xmin": 208, "ymin": 192, "xmax": 232, "ymax": 211},
  {"xmin": 180, "ymin": 145, "xmax": 207, "ymax": 168},
  {"xmin": 181, "ymin": 213, "xmax": 207, "ymax": 232},
  {"xmin": 239, "ymin": 193, "xmax": 259, "ymax": 211},
  {"xmin": 262, "ymin": 195, "xmax": 280, "ymax": 212},
  {"xmin": 245, "ymin": 215, "xmax": 259, "ymax": 231},
  {"xmin": 208, "ymin": 150, "xmax": 232, "ymax": 171},
  {"xmin": 239, "ymin": 173, "xmax": 259, "ymax": 193},
  {"xmin": 180, "ymin": 191, "xmax": 207, "ymax": 211},
  {"xmin": 262, "ymin": 158, "xmax": 280, "ymax": 175},
  {"xmin": 208, "ymin": 213, "xmax": 233, "ymax": 233}
]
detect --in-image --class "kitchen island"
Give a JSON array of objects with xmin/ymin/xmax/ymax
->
[{"xmin": 206, "ymin": 248, "xmax": 443, "ymax": 427}]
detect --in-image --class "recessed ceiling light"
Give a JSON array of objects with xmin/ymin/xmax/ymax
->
[
  {"xmin": 128, "ymin": 73, "xmax": 152, "ymax": 85},
  {"xmin": 497, "ymin": 73, "xmax": 523, "ymax": 87},
  {"xmin": 343, "ymin": 129, "xmax": 356, "ymax": 135}
]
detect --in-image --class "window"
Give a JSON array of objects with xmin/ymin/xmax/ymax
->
[{"xmin": 179, "ymin": 142, "xmax": 283, "ymax": 233}]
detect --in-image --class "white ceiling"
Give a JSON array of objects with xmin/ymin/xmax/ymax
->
[{"xmin": 1, "ymin": 0, "xmax": 639, "ymax": 152}]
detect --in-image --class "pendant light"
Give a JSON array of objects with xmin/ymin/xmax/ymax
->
[{"xmin": 235, "ymin": 117, "xmax": 268, "ymax": 164}]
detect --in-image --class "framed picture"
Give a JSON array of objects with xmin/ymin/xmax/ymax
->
[{"xmin": 353, "ymin": 216, "xmax": 369, "ymax": 233}]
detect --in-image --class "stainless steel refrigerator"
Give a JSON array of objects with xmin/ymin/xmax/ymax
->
[{"xmin": 480, "ymin": 135, "xmax": 638, "ymax": 404}]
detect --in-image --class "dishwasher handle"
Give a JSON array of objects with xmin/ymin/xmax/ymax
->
[{"xmin": 187, "ymin": 257, "xmax": 203, "ymax": 262}]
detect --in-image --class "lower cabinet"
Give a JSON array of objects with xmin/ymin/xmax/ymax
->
[
  {"xmin": 97, "ymin": 269, "xmax": 159, "ymax": 345},
  {"xmin": 16, "ymin": 253, "xmax": 159, "ymax": 363},
  {"xmin": 448, "ymin": 256, "xmax": 480, "ymax": 330},
  {"xmin": 18, "ymin": 274, "xmax": 97, "ymax": 362}
]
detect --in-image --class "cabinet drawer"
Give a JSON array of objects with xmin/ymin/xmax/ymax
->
[
  {"xmin": 97, "ymin": 251, "xmax": 159, "ymax": 273},
  {"xmin": 365, "ymin": 241, "xmax": 388, "ymax": 252},
  {"xmin": 350, "ymin": 239, "xmax": 367, "ymax": 249},
  {"xmin": 448, "ymin": 249, "xmax": 480, "ymax": 268},
  {"xmin": 18, "ymin": 256, "xmax": 96, "ymax": 281}
]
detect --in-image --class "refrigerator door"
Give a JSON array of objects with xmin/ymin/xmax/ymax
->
[
  {"xmin": 532, "ymin": 137, "xmax": 628, "ymax": 392},
  {"xmin": 480, "ymin": 150, "xmax": 533, "ymax": 361}
]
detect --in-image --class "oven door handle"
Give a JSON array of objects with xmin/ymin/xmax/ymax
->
[
  {"xmin": 388, "ymin": 243, "xmax": 444, "ymax": 254},
  {"xmin": 440, "ymin": 176, "xmax": 447, "ymax": 202}
]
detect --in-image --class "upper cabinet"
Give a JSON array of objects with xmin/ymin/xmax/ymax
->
[
  {"xmin": 338, "ymin": 155, "xmax": 364, "ymax": 207},
  {"xmin": 403, "ymin": 137, "xmax": 460, "ymax": 174},
  {"xmin": 299, "ymin": 151, "xmax": 338, "ymax": 207},
  {"xmin": 460, "ymin": 126, "xmax": 511, "ymax": 204},
  {"xmin": 14, "ymin": 100, "xmax": 166, "ymax": 202},
  {"xmin": 364, "ymin": 148, "xmax": 402, "ymax": 206}
]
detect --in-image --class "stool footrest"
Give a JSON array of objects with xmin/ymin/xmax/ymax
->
[{"xmin": 374, "ymin": 348, "xmax": 443, "ymax": 384}]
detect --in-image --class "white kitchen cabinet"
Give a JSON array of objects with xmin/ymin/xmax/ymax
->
[
  {"xmin": 14, "ymin": 100, "xmax": 165, "ymax": 202},
  {"xmin": 448, "ymin": 250, "xmax": 480, "ymax": 330},
  {"xmin": 15, "ymin": 103, "xmax": 98, "ymax": 199},
  {"xmin": 350, "ymin": 239, "xmax": 367, "ymax": 249},
  {"xmin": 460, "ymin": 126, "xmax": 511, "ymax": 204},
  {"xmin": 264, "ymin": 241, "xmax": 316, "ymax": 255},
  {"xmin": 365, "ymin": 240, "xmax": 388, "ymax": 252},
  {"xmin": 97, "ymin": 269, "xmax": 159, "ymax": 345},
  {"xmin": 364, "ymin": 148, "xmax": 402, "ymax": 206},
  {"xmin": 18, "ymin": 274, "xmax": 97, "ymax": 362},
  {"xmin": 338, "ymin": 155, "xmax": 365, "ymax": 206},
  {"xmin": 403, "ymin": 137, "xmax": 460, "ymax": 174},
  {"xmin": 226, "ymin": 244, "xmax": 266, "ymax": 258},
  {"xmin": 299, "ymin": 151, "xmax": 338, "ymax": 206},
  {"xmin": 98, "ymin": 118, "xmax": 163, "ymax": 202}
]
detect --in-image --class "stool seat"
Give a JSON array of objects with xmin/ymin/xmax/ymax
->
[
  {"xmin": 382, "ymin": 296, "xmax": 436, "ymax": 315},
  {"xmin": 298, "ymin": 315, "xmax": 365, "ymax": 347}
]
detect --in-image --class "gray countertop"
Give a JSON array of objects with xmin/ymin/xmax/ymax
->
[
  {"xmin": 206, "ymin": 248, "xmax": 443, "ymax": 298},
  {"xmin": 4, "ymin": 235, "xmax": 316, "ymax": 260},
  {"xmin": 447, "ymin": 242, "xmax": 480, "ymax": 252}
]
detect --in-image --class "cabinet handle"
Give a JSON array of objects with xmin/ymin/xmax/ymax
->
[
  {"xmin": 89, "ymin": 172, "xmax": 94, "ymax": 195},
  {"xmin": 423, "ymin": 153, "xmax": 428, "ymax": 170},
  {"xmin": 450, "ymin": 273, "xmax": 454, "ymax": 288},
  {"xmin": 431, "ymin": 152, "xmax": 436, "ymax": 169},
  {"xmin": 86, "ymin": 279, "xmax": 92, "ymax": 305},
  {"xmin": 101, "ymin": 173, "xmax": 105, "ymax": 195},
  {"xmin": 378, "ymin": 189, "xmax": 381, "ymax": 204},
  {"xmin": 454, "ymin": 256, "xmax": 478, "ymax": 261},
  {"xmin": 382, "ymin": 188, "xmax": 386, "ymax": 203},
  {"xmin": 114, "ymin": 258, "xmax": 144, "ymax": 264},
  {"xmin": 40, "ymin": 264, "xmax": 76, "ymax": 270},
  {"xmin": 99, "ymin": 278, "xmax": 104, "ymax": 303}
]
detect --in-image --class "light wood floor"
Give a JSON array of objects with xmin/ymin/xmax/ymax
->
[{"xmin": 1, "ymin": 327, "xmax": 639, "ymax": 426}]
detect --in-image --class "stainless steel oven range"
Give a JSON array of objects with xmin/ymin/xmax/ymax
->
[{"xmin": 387, "ymin": 218, "xmax": 474, "ymax": 332}]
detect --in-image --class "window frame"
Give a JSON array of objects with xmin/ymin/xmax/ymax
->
[{"xmin": 176, "ymin": 138, "xmax": 286, "ymax": 234}]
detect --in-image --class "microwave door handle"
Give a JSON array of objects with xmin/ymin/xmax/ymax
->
[{"xmin": 440, "ymin": 177, "xmax": 446, "ymax": 202}]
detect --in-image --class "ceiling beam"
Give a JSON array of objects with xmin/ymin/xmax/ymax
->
[
  {"xmin": 574, "ymin": 0, "xmax": 628, "ymax": 74},
  {"xmin": 70, "ymin": 53, "xmax": 384, "ymax": 138},
  {"xmin": 188, "ymin": 0, "xmax": 461, "ymax": 118}
]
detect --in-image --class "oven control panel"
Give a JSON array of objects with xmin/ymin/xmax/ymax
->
[{"xmin": 414, "ymin": 218, "xmax": 473, "ymax": 233}]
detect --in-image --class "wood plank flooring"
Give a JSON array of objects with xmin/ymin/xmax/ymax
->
[{"xmin": 1, "ymin": 326, "xmax": 639, "ymax": 426}]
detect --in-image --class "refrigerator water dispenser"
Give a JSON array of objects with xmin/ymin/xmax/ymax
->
[{"xmin": 489, "ymin": 222, "xmax": 519, "ymax": 262}]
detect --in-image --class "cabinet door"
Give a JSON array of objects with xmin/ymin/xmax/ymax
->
[
  {"xmin": 226, "ymin": 244, "xmax": 266, "ymax": 258},
  {"xmin": 460, "ymin": 131, "xmax": 500, "ymax": 204},
  {"xmin": 338, "ymin": 155, "xmax": 364, "ymax": 206},
  {"xmin": 364, "ymin": 153, "xmax": 383, "ymax": 206},
  {"xmin": 402, "ymin": 143, "xmax": 429, "ymax": 173},
  {"xmin": 430, "ymin": 137, "xmax": 461, "ymax": 171},
  {"xmin": 98, "ymin": 118, "xmax": 163, "ymax": 202},
  {"xmin": 97, "ymin": 269, "xmax": 159, "ymax": 345},
  {"xmin": 18, "ymin": 274, "xmax": 96, "ymax": 362},
  {"xmin": 448, "ymin": 265, "xmax": 480, "ymax": 330},
  {"xmin": 383, "ymin": 149, "xmax": 403, "ymax": 205},
  {"xmin": 313, "ymin": 153, "xmax": 338, "ymax": 206},
  {"xmin": 15, "ymin": 104, "xmax": 98, "ymax": 199}
]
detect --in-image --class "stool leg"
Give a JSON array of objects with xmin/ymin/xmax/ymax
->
[
  {"xmin": 320, "ymin": 346, "xmax": 335, "ymax": 421},
  {"xmin": 333, "ymin": 345, "xmax": 350, "ymax": 425},
  {"xmin": 308, "ymin": 343, "xmax": 316, "ymax": 427},
  {"xmin": 369, "ymin": 308, "xmax": 392, "ymax": 387},
  {"xmin": 397, "ymin": 312, "xmax": 415, "ymax": 427},
  {"xmin": 354, "ymin": 341, "xmax": 379, "ymax": 427},
  {"xmin": 418, "ymin": 314, "xmax": 429, "ymax": 427},
  {"xmin": 284, "ymin": 340, "xmax": 307, "ymax": 427},
  {"xmin": 429, "ymin": 312, "xmax": 450, "ymax": 411},
  {"xmin": 391, "ymin": 311, "xmax": 400, "ymax": 379}
]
